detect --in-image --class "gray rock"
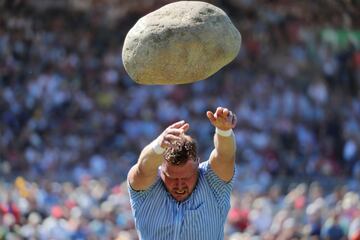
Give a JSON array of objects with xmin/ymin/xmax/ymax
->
[{"xmin": 122, "ymin": 1, "xmax": 241, "ymax": 85}]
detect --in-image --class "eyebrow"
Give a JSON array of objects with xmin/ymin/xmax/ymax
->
[
  {"xmin": 162, "ymin": 170, "xmax": 194, "ymax": 179},
  {"xmin": 163, "ymin": 171, "xmax": 171, "ymax": 178}
]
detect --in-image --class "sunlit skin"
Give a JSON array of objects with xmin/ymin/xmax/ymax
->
[{"xmin": 160, "ymin": 159, "xmax": 199, "ymax": 202}]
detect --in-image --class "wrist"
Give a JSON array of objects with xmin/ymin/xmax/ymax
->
[
  {"xmin": 215, "ymin": 128, "xmax": 233, "ymax": 137},
  {"xmin": 152, "ymin": 140, "xmax": 165, "ymax": 155}
]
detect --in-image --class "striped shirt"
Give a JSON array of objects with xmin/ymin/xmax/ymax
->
[{"xmin": 128, "ymin": 161, "xmax": 235, "ymax": 240}]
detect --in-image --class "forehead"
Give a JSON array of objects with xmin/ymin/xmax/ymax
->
[{"xmin": 162, "ymin": 160, "xmax": 197, "ymax": 178}]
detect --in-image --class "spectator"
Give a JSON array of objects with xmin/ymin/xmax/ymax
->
[{"xmin": 0, "ymin": 0, "xmax": 359, "ymax": 239}]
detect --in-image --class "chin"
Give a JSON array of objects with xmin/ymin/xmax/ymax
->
[
  {"xmin": 173, "ymin": 194, "xmax": 189, "ymax": 202},
  {"xmin": 175, "ymin": 197, "xmax": 185, "ymax": 202}
]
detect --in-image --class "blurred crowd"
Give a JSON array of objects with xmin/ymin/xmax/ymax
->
[{"xmin": 0, "ymin": 0, "xmax": 359, "ymax": 239}]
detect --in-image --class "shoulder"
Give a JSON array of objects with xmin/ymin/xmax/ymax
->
[
  {"xmin": 199, "ymin": 161, "xmax": 210, "ymax": 172},
  {"xmin": 200, "ymin": 160, "xmax": 236, "ymax": 189},
  {"xmin": 128, "ymin": 177, "xmax": 163, "ymax": 208},
  {"xmin": 200, "ymin": 161, "xmax": 236, "ymax": 179}
]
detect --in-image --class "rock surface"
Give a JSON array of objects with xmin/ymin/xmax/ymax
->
[{"xmin": 122, "ymin": 1, "xmax": 241, "ymax": 85}]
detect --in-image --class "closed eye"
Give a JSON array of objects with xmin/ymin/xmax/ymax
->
[
  {"xmin": 181, "ymin": 176, "xmax": 191, "ymax": 181},
  {"xmin": 162, "ymin": 170, "xmax": 196, "ymax": 181}
]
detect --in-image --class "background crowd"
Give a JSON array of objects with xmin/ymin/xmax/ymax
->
[{"xmin": 0, "ymin": 0, "xmax": 359, "ymax": 239}]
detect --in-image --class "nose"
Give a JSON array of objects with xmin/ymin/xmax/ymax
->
[
  {"xmin": 174, "ymin": 179, "xmax": 185, "ymax": 188},
  {"xmin": 174, "ymin": 179, "xmax": 180, "ymax": 187}
]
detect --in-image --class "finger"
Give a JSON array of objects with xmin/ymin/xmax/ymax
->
[
  {"xmin": 216, "ymin": 107, "xmax": 224, "ymax": 118},
  {"xmin": 169, "ymin": 120, "xmax": 185, "ymax": 128},
  {"xmin": 206, "ymin": 111, "xmax": 216, "ymax": 123},
  {"xmin": 180, "ymin": 123, "xmax": 190, "ymax": 132},
  {"xmin": 219, "ymin": 108, "xmax": 229, "ymax": 120},
  {"xmin": 231, "ymin": 114, "xmax": 237, "ymax": 128},
  {"xmin": 216, "ymin": 108, "xmax": 227, "ymax": 119},
  {"xmin": 166, "ymin": 128, "xmax": 185, "ymax": 136},
  {"xmin": 162, "ymin": 140, "xmax": 172, "ymax": 148},
  {"xmin": 164, "ymin": 134, "xmax": 182, "ymax": 142}
]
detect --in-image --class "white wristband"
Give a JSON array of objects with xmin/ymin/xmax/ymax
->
[
  {"xmin": 152, "ymin": 141, "xmax": 165, "ymax": 155},
  {"xmin": 215, "ymin": 128, "xmax": 233, "ymax": 137}
]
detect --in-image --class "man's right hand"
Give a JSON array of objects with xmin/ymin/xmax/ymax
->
[{"xmin": 156, "ymin": 120, "xmax": 190, "ymax": 148}]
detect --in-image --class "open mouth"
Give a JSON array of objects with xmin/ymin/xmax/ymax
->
[{"xmin": 174, "ymin": 190, "xmax": 186, "ymax": 195}]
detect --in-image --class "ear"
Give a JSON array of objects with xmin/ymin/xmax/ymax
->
[
  {"xmin": 159, "ymin": 164, "xmax": 166, "ymax": 179},
  {"xmin": 193, "ymin": 158, "xmax": 200, "ymax": 167},
  {"xmin": 160, "ymin": 161, "xmax": 167, "ymax": 170}
]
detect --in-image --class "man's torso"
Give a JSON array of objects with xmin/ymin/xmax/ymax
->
[{"xmin": 129, "ymin": 162, "xmax": 234, "ymax": 240}]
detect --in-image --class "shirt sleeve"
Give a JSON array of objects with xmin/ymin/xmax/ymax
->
[
  {"xmin": 127, "ymin": 178, "xmax": 159, "ymax": 210},
  {"xmin": 201, "ymin": 161, "xmax": 236, "ymax": 210}
]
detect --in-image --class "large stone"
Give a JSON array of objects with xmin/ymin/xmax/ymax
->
[{"xmin": 122, "ymin": 1, "xmax": 241, "ymax": 85}]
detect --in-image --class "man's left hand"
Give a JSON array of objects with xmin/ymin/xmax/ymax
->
[{"xmin": 206, "ymin": 107, "xmax": 237, "ymax": 130}]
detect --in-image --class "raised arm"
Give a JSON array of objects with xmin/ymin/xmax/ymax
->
[
  {"xmin": 206, "ymin": 107, "xmax": 237, "ymax": 182},
  {"xmin": 127, "ymin": 120, "xmax": 189, "ymax": 191}
]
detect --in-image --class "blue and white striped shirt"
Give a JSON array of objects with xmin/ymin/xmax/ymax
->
[{"xmin": 128, "ymin": 161, "xmax": 235, "ymax": 240}]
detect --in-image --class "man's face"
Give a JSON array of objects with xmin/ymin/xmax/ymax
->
[{"xmin": 160, "ymin": 159, "xmax": 199, "ymax": 202}]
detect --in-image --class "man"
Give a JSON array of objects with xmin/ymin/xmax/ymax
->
[{"xmin": 127, "ymin": 107, "xmax": 237, "ymax": 240}]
